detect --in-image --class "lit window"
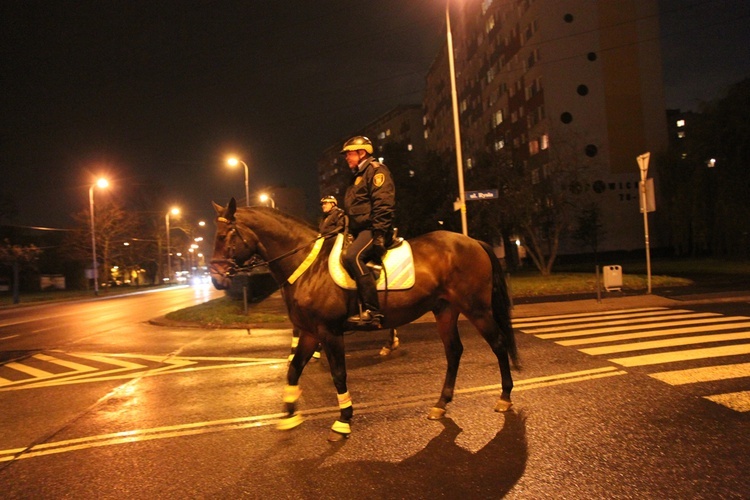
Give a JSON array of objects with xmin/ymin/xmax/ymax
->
[
  {"xmin": 407, "ymin": 143, "xmax": 413, "ymax": 151},
  {"xmin": 677, "ymin": 131, "xmax": 686, "ymax": 139},
  {"xmin": 386, "ymin": 129, "xmax": 391, "ymax": 136},
  {"xmin": 494, "ymin": 109, "xmax": 504, "ymax": 127},
  {"xmin": 529, "ymin": 140, "xmax": 539, "ymax": 155},
  {"xmin": 541, "ymin": 134, "xmax": 549, "ymax": 150},
  {"xmin": 494, "ymin": 140, "xmax": 505, "ymax": 151},
  {"xmin": 676, "ymin": 119, "xmax": 685, "ymax": 127},
  {"xmin": 378, "ymin": 132, "xmax": 386, "ymax": 139}
]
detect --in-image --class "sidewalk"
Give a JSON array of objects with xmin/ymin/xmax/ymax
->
[{"xmin": 242, "ymin": 288, "xmax": 750, "ymax": 327}]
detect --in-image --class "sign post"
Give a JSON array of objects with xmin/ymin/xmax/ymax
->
[{"xmin": 637, "ymin": 152, "xmax": 652, "ymax": 294}]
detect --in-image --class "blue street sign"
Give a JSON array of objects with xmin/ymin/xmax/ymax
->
[{"xmin": 465, "ymin": 189, "xmax": 499, "ymax": 200}]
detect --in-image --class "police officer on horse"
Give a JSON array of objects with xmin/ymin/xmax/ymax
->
[{"xmin": 341, "ymin": 136, "xmax": 395, "ymax": 328}]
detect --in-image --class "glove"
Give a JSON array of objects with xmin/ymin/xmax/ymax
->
[{"xmin": 372, "ymin": 230, "xmax": 387, "ymax": 260}]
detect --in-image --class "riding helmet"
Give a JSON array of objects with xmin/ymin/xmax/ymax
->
[
  {"xmin": 320, "ymin": 195, "xmax": 338, "ymax": 205},
  {"xmin": 340, "ymin": 136, "xmax": 373, "ymax": 155}
]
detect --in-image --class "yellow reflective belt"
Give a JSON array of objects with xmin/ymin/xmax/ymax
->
[{"xmin": 287, "ymin": 237, "xmax": 324, "ymax": 285}]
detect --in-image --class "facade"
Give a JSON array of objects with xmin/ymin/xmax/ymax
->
[
  {"xmin": 424, "ymin": 0, "xmax": 669, "ymax": 253},
  {"xmin": 321, "ymin": 0, "xmax": 669, "ymax": 254},
  {"xmin": 317, "ymin": 105, "xmax": 426, "ymax": 201}
]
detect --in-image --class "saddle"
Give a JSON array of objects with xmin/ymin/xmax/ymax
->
[{"xmin": 328, "ymin": 233, "xmax": 415, "ymax": 290}]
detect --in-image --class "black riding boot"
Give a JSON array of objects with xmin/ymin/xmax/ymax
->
[{"xmin": 347, "ymin": 273, "xmax": 383, "ymax": 327}]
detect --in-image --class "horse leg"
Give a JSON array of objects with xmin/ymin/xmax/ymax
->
[
  {"xmin": 379, "ymin": 328, "xmax": 399, "ymax": 356},
  {"xmin": 277, "ymin": 330, "xmax": 319, "ymax": 431},
  {"xmin": 469, "ymin": 313, "xmax": 514, "ymax": 412},
  {"xmin": 322, "ymin": 332, "xmax": 353, "ymax": 442},
  {"xmin": 428, "ymin": 306, "xmax": 463, "ymax": 420}
]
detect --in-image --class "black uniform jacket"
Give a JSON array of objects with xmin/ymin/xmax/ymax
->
[
  {"xmin": 319, "ymin": 206, "xmax": 346, "ymax": 235},
  {"xmin": 344, "ymin": 157, "xmax": 395, "ymax": 234}
]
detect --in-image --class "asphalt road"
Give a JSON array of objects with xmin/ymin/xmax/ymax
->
[{"xmin": 0, "ymin": 287, "xmax": 748, "ymax": 498}]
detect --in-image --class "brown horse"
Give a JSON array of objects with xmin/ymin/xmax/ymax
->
[{"xmin": 209, "ymin": 198, "xmax": 518, "ymax": 441}]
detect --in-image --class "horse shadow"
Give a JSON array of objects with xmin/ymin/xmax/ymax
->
[{"xmin": 267, "ymin": 411, "xmax": 528, "ymax": 498}]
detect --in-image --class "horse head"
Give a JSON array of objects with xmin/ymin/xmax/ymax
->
[{"xmin": 209, "ymin": 198, "xmax": 260, "ymax": 290}]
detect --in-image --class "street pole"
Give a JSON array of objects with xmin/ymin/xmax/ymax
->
[
  {"xmin": 241, "ymin": 160, "xmax": 249, "ymax": 208},
  {"xmin": 637, "ymin": 152, "xmax": 652, "ymax": 294},
  {"xmin": 165, "ymin": 211, "xmax": 172, "ymax": 285},
  {"xmin": 446, "ymin": 2, "xmax": 468, "ymax": 236},
  {"xmin": 88, "ymin": 179, "xmax": 108, "ymax": 295}
]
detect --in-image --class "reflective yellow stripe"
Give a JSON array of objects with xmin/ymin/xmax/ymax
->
[
  {"xmin": 337, "ymin": 391, "xmax": 352, "ymax": 409},
  {"xmin": 288, "ymin": 238, "xmax": 324, "ymax": 284},
  {"xmin": 283, "ymin": 385, "xmax": 301, "ymax": 403},
  {"xmin": 331, "ymin": 420, "xmax": 351, "ymax": 435}
]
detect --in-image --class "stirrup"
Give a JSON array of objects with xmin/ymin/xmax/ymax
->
[
  {"xmin": 346, "ymin": 309, "xmax": 383, "ymax": 328},
  {"xmin": 366, "ymin": 261, "xmax": 382, "ymax": 280}
]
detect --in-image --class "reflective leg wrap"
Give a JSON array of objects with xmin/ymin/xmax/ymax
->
[
  {"xmin": 277, "ymin": 413, "xmax": 304, "ymax": 431},
  {"xmin": 331, "ymin": 419, "xmax": 351, "ymax": 435},
  {"xmin": 283, "ymin": 385, "xmax": 301, "ymax": 404},
  {"xmin": 337, "ymin": 391, "xmax": 352, "ymax": 410}
]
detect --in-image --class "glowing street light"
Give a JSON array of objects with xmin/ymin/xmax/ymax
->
[
  {"xmin": 446, "ymin": 2, "xmax": 468, "ymax": 236},
  {"xmin": 226, "ymin": 156, "xmax": 250, "ymax": 207},
  {"xmin": 259, "ymin": 193, "xmax": 275, "ymax": 209},
  {"xmin": 89, "ymin": 178, "xmax": 109, "ymax": 295},
  {"xmin": 165, "ymin": 207, "xmax": 180, "ymax": 284}
]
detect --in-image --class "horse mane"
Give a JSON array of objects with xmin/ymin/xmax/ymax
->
[{"xmin": 237, "ymin": 206, "xmax": 318, "ymax": 235}]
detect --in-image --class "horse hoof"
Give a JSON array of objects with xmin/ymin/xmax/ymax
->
[
  {"xmin": 327, "ymin": 430, "xmax": 350, "ymax": 442},
  {"xmin": 379, "ymin": 346, "xmax": 391, "ymax": 356},
  {"xmin": 427, "ymin": 407, "xmax": 446, "ymax": 420},
  {"xmin": 494, "ymin": 399, "xmax": 513, "ymax": 413},
  {"xmin": 276, "ymin": 413, "xmax": 304, "ymax": 431}
]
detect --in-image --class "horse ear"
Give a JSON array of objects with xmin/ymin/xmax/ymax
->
[
  {"xmin": 226, "ymin": 198, "xmax": 237, "ymax": 220},
  {"xmin": 212, "ymin": 201, "xmax": 224, "ymax": 216}
]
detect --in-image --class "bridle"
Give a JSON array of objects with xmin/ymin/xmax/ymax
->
[{"xmin": 210, "ymin": 216, "xmax": 339, "ymax": 281}]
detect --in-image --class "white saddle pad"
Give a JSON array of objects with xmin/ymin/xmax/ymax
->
[{"xmin": 328, "ymin": 233, "xmax": 415, "ymax": 290}]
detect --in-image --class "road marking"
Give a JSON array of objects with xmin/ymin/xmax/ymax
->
[
  {"xmin": 512, "ymin": 307, "xmax": 667, "ymax": 326},
  {"xmin": 4, "ymin": 362, "xmax": 55, "ymax": 378},
  {"xmin": 558, "ymin": 321, "xmax": 750, "ymax": 346},
  {"xmin": 0, "ymin": 367, "xmax": 624, "ymax": 462},
  {"xmin": 0, "ymin": 335, "xmax": 19, "ymax": 341},
  {"xmin": 580, "ymin": 331, "xmax": 750, "ymax": 355},
  {"xmin": 33, "ymin": 353, "xmax": 98, "ymax": 373},
  {"xmin": 521, "ymin": 312, "xmax": 722, "ymax": 334},
  {"xmin": 703, "ymin": 391, "xmax": 750, "ymax": 412},
  {"xmin": 535, "ymin": 316, "xmax": 746, "ymax": 339},
  {"xmin": 610, "ymin": 344, "xmax": 750, "ymax": 367},
  {"xmin": 650, "ymin": 363, "xmax": 750, "ymax": 385}
]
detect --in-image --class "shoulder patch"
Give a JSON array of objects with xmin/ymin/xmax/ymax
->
[{"xmin": 373, "ymin": 173, "xmax": 385, "ymax": 187}]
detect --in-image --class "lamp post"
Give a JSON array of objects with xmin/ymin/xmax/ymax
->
[
  {"xmin": 227, "ymin": 157, "xmax": 250, "ymax": 207},
  {"xmin": 165, "ymin": 207, "xmax": 180, "ymax": 284},
  {"xmin": 446, "ymin": 2, "xmax": 468, "ymax": 236},
  {"xmin": 89, "ymin": 178, "xmax": 109, "ymax": 295},
  {"xmin": 259, "ymin": 193, "xmax": 275, "ymax": 209},
  {"xmin": 637, "ymin": 152, "xmax": 652, "ymax": 294}
]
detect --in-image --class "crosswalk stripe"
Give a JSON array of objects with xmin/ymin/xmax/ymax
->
[
  {"xmin": 703, "ymin": 391, "xmax": 750, "ymax": 412},
  {"xmin": 610, "ymin": 344, "xmax": 750, "ymax": 367},
  {"xmin": 558, "ymin": 321, "xmax": 750, "ymax": 346},
  {"xmin": 580, "ymin": 332, "xmax": 750, "ymax": 355},
  {"xmin": 525, "ymin": 312, "xmax": 721, "ymax": 334},
  {"xmin": 650, "ymin": 363, "xmax": 750, "ymax": 385},
  {"xmin": 512, "ymin": 307, "xmax": 667, "ymax": 326},
  {"xmin": 4, "ymin": 362, "xmax": 54, "ymax": 378},
  {"xmin": 536, "ymin": 316, "xmax": 747, "ymax": 339},
  {"xmin": 70, "ymin": 354, "xmax": 148, "ymax": 370},
  {"xmin": 32, "ymin": 354, "xmax": 97, "ymax": 373},
  {"xmin": 513, "ymin": 308, "xmax": 683, "ymax": 328}
]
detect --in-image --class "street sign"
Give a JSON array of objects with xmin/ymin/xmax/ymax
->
[{"xmin": 465, "ymin": 189, "xmax": 498, "ymax": 201}]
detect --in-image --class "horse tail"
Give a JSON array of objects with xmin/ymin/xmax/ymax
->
[{"xmin": 478, "ymin": 241, "xmax": 519, "ymax": 368}]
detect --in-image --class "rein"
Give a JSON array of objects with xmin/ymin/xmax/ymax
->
[{"xmin": 214, "ymin": 215, "xmax": 339, "ymax": 282}]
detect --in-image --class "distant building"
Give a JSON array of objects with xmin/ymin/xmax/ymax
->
[{"xmin": 322, "ymin": 0, "xmax": 669, "ymax": 254}]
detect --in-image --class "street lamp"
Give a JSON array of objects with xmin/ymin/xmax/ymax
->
[
  {"xmin": 165, "ymin": 207, "xmax": 180, "ymax": 284},
  {"xmin": 89, "ymin": 178, "xmax": 109, "ymax": 295},
  {"xmin": 259, "ymin": 193, "xmax": 275, "ymax": 209},
  {"xmin": 227, "ymin": 156, "xmax": 250, "ymax": 207},
  {"xmin": 446, "ymin": 2, "xmax": 468, "ymax": 236}
]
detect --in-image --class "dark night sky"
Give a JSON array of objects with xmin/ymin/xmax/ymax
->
[{"xmin": 2, "ymin": 0, "xmax": 748, "ymax": 228}]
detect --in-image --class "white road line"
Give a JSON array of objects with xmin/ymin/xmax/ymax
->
[
  {"xmin": 558, "ymin": 321, "xmax": 750, "ymax": 346},
  {"xmin": 536, "ymin": 316, "xmax": 747, "ymax": 340},
  {"xmin": 512, "ymin": 307, "xmax": 667, "ymax": 325},
  {"xmin": 703, "ymin": 391, "xmax": 750, "ymax": 412},
  {"xmin": 610, "ymin": 344, "xmax": 750, "ymax": 367},
  {"xmin": 525, "ymin": 312, "xmax": 722, "ymax": 334},
  {"xmin": 580, "ymin": 331, "xmax": 750, "ymax": 356},
  {"xmin": 513, "ymin": 308, "xmax": 685, "ymax": 328},
  {"xmin": 650, "ymin": 363, "xmax": 750, "ymax": 385}
]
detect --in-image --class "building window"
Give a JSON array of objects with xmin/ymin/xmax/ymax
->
[
  {"xmin": 494, "ymin": 139, "xmax": 505, "ymax": 151},
  {"xmin": 378, "ymin": 131, "xmax": 386, "ymax": 139},
  {"xmin": 407, "ymin": 143, "xmax": 413, "ymax": 151},
  {"xmin": 541, "ymin": 134, "xmax": 549, "ymax": 150},
  {"xmin": 677, "ymin": 131, "xmax": 686, "ymax": 139},
  {"xmin": 529, "ymin": 140, "xmax": 539, "ymax": 155},
  {"xmin": 676, "ymin": 119, "xmax": 685, "ymax": 127},
  {"xmin": 493, "ymin": 109, "xmax": 504, "ymax": 127}
]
